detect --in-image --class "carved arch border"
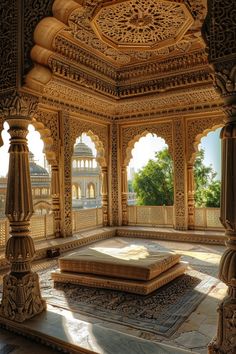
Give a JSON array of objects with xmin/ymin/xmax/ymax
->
[
  {"xmin": 32, "ymin": 109, "xmax": 60, "ymax": 165},
  {"xmin": 63, "ymin": 116, "xmax": 109, "ymax": 235},
  {"xmin": 187, "ymin": 115, "xmax": 224, "ymax": 164},
  {"xmin": 122, "ymin": 121, "xmax": 173, "ymax": 166},
  {"xmin": 69, "ymin": 118, "xmax": 108, "ymax": 167}
]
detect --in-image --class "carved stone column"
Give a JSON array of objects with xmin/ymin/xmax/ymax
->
[
  {"xmin": 109, "ymin": 123, "xmax": 122, "ymax": 226},
  {"xmin": 101, "ymin": 166, "xmax": 108, "ymax": 226},
  {"xmin": 121, "ymin": 165, "xmax": 128, "ymax": 225},
  {"xmin": 187, "ymin": 163, "xmax": 195, "ymax": 229},
  {"xmin": 173, "ymin": 117, "xmax": 188, "ymax": 230},
  {"xmin": 202, "ymin": 1, "xmax": 236, "ymax": 352},
  {"xmin": 0, "ymin": 116, "xmax": 46, "ymax": 322},
  {"xmin": 51, "ymin": 164, "xmax": 61, "ymax": 237}
]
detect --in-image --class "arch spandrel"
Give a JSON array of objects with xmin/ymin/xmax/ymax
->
[
  {"xmin": 187, "ymin": 115, "xmax": 224, "ymax": 164},
  {"xmin": 122, "ymin": 122, "xmax": 173, "ymax": 166}
]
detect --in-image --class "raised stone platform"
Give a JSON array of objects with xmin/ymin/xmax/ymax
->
[{"xmin": 52, "ymin": 237, "xmax": 188, "ymax": 294}]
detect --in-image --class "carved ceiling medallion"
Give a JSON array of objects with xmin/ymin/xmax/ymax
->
[{"xmin": 91, "ymin": 0, "xmax": 194, "ymax": 51}]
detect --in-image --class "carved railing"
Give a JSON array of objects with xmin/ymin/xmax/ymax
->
[
  {"xmin": 72, "ymin": 208, "xmax": 103, "ymax": 232},
  {"xmin": 194, "ymin": 207, "xmax": 223, "ymax": 230},
  {"xmin": 0, "ymin": 213, "xmax": 55, "ymax": 247},
  {"xmin": 127, "ymin": 206, "xmax": 223, "ymax": 230},
  {"xmin": 127, "ymin": 205, "xmax": 174, "ymax": 227}
]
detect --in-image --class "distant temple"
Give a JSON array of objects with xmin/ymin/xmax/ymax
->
[
  {"xmin": 0, "ymin": 152, "xmax": 51, "ymax": 216},
  {"xmin": 72, "ymin": 140, "xmax": 102, "ymax": 209}
]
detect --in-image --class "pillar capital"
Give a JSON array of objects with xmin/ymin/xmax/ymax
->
[{"xmin": 0, "ymin": 91, "xmax": 38, "ymax": 120}]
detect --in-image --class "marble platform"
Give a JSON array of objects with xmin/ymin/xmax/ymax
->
[
  {"xmin": 0, "ymin": 306, "xmax": 196, "ymax": 354},
  {"xmin": 52, "ymin": 237, "xmax": 187, "ymax": 294}
]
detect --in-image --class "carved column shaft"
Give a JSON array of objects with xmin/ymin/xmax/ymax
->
[
  {"xmin": 187, "ymin": 163, "xmax": 195, "ymax": 229},
  {"xmin": 121, "ymin": 165, "xmax": 128, "ymax": 225},
  {"xmin": 202, "ymin": 1, "xmax": 236, "ymax": 350},
  {"xmin": 173, "ymin": 117, "xmax": 188, "ymax": 230},
  {"xmin": 0, "ymin": 117, "xmax": 45, "ymax": 322},
  {"xmin": 109, "ymin": 123, "xmax": 122, "ymax": 226},
  {"xmin": 51, "ymin": 164, "xmax": 61, "ymax": 237},
  {"xmin": 101, "ymin": 166, "xmax": 108, "ymax": 226}
]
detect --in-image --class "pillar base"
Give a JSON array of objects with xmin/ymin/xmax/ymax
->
[
  {"xmin": 0, "ymin": 272, "xmax": 46, "ymax": 322},
  {"xmin": 208, "ymin": 294, "xmax": 236, "ymax": 354}
]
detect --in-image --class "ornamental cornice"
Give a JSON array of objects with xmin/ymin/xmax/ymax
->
[
  {"xmin": 117, "ymin": 49, "xmax": 208, "ymax": 82},
  {"xmin": 48, "ymin": 57, "xmax": 118, "ymax": 98},
  {"xmin": 41, "ymin": 77, "xmax": 223, "ymax": 123},
  {"xmin": 47, "ymin": 54, "xmax": 212, "ymax": 99},
  {"xmin": 53, "ymin": 34, "xmax": 117, "ymax": 80}
]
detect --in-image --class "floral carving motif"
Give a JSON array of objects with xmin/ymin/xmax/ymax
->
[
  {"xmin": 0, "ymin": 92, "xmax": 38, "ymax": 118},
  {"xmin": 0, "ymin": 272, "xmax": 46, "ymax": 322}
]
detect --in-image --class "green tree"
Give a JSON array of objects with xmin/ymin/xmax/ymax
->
[
  {"xmin": 132, "ymin": 148, "xmax": 173, "ymax": 206},
  {"xmin": 194, "ymin": 149, "xmax": 221, "ymax": 207},
  {"xmin": 131, "ymin": 147, "xmax": 221, "ymax": 208}
]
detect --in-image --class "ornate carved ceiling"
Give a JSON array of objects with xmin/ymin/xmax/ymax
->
[
  {"xmin": 66, "ymin": 0, "xmax": 206, "ymax": 66},
  {"xmin": 24, "ymin": 0, "xmax": 223, "ymax": 120},
  {"xmin": 90, "ymin": 0, "xmax": 194, "ymax": 51}
]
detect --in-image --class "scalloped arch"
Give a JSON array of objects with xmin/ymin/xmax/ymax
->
[
  {"xmin": 122, "ymin": 122, "xmax": 173, "ymax": 166},
  {"xmin": 31, "ymin": 118, "xmax": 57, "ymax": 165},
  {"xmin": 187, "ymin": 117, "xmax": 224, "ymax": 164},
  {"xmin": 71, "ymin": 129, "xmax": 107, "ymax": 168}
]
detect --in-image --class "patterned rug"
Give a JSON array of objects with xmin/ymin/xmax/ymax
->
[{"xmin": 34, "ymin": 261, "xmax": 219, "ymax": 337}]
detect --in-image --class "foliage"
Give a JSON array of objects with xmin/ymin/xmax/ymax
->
[
  {"xmin": 194, "ymin": 149, "xmax": 221, "ymax": 207},
  {"xmin": 131, "ymin": 147, "xmax": 221, "ymax": 208},
  {"xmin": 132, "ymin": 148, "xmax": 173, "ymax": 206}
]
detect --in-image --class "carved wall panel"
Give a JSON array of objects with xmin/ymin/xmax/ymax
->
[
  {"xmin": 23, "ymin": 0, "xmax": 54, "ymax": 77},
  {"xmin": 0, "ymin": 0, "xmax": 18, "ymax": 93},
  {"xmin": 122, "ymin": 121, "xmax": 173, "ymax": 166},
  {"xmin": 186, "ymin": 114, "xmax": 224, "ymax": 163},
  {"xmin": 173, "ymin": 117, "xmax": 187, "ymax": 230},
  {"xmin": 204, "ymin": 0, "xmax": 236, "ymax": 62}
]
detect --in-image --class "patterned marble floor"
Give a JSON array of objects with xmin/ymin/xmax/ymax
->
[{"xmin": 0, "ymin": 238, "xmax": 227, "ymax": 354}]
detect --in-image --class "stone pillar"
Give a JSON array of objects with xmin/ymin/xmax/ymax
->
[
  {"xmin": 187, "ymin": 163, "xmax": 195, "ymax": 229},
  {"xmin": 101, "ymin": 166, "xmax": 108, "ymax": 226},
  {"xmin": 121, "ymin": 165, "xmax": 128, "ymax": 225},
  {"xmin": 59, "ymin": 111, "xmax": 72, "ymax": 237},
  {"xmin": 51, "ymin": 164, "xmax": 61, "ymax": 237},
  {"xmin": 0, "ymin": 117, "xmax": 46, "ymax": 322},
  {"xmin": 173, "ymin": 117, "xmax": 188, "ymax": 230},
  {"xmin": 202, "ymin": 1, "xmax": 236, "ymax": 352},
  {"xmin": 109, "ymin": 123, "xmax": 122, "ymax": 226}
]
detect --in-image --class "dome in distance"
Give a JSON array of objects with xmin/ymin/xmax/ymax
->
[
  {"xmin": 29, "ymin": 152, "xmax": 49, "ymax": 176},
  {"xmin": 73, "ymin": 142, "xmax": 93, "ymax": 157}
]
